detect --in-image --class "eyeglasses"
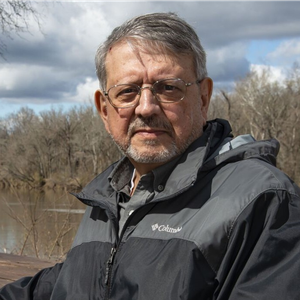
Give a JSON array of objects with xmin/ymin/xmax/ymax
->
[{"xmin": 103, "ymin": 78, "xmax": 201, "ymax": 109}]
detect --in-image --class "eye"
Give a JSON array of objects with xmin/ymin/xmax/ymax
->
[
  {"xmin": 155, "ymin": 81, "xmax": 184, "ymax": 95},
  {"xmin": 163, "ymin": 84, "xmax": 177, "ymax": 91},
  {"xmin": 118, "ymin": 87, "xmax": 138, "ymax": 96},
  {"xmin": 113, "ymin": 85, "xmax": 139, "ymax": 99},
  {"xmin": 155, "ymin": 82, "xmax": 179, "ymax": 94}
]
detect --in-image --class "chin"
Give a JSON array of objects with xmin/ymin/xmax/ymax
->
[{"xmin": 126, "ymin": 145, "xmax": 179, "ymax": 164}]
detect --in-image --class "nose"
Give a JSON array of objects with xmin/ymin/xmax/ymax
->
[{"xmin": 134, "ymin": 86, "xmax": 161, "ymax": 117}]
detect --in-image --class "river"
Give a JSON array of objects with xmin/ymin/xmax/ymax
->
[{"xmin": 0, "ymin": 189, "xmax": 85, "ymax": 260}]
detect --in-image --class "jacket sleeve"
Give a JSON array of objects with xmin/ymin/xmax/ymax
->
[
  {"xmin": 0, "ymin": 262, "xmax": 63, "ymax": 300},
  {"xmin": 214, "ymin": 190, "xmax": 300, "ymax": 300}
]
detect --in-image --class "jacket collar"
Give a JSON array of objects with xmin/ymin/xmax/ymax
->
[{"xmin": 74, "ymin": 119, "xmax": 233, "ymax": 206}]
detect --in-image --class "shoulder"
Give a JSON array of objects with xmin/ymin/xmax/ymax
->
[
  {"xmin": 207, "ymin": 157, "xmax": 300, "ymax": 237},
  {"xmin": 215, "ymin": 157, "xmax": 299, "ymax": 197}
]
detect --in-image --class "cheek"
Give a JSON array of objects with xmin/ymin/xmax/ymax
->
[
  {"xmin": 189, "ymin": 98, "xmax": 205, "ymax": 125},
  {"xmin": 106, "ymin": 109, "xmax": 131, "ymax": 137},
  {"xmin": 171, "ymin": 101, "xmax": 204, "ymax": 137},
  {"xmin": 164, "ymin": 106, "xmax": 190, "ymax": 136}
]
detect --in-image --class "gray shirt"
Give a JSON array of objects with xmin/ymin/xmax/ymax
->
[{"xmin": 108, "ymin": 156, "xmax": 181, "ymax": 236}]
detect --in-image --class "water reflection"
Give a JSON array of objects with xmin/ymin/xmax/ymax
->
[{"xmin": 0, "ymin": 189, "xmax": 85, "ymax": 260}]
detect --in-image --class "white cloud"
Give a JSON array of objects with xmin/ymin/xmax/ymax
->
[
  {"xmin": 67, "ymin": 77, "xmax": 99, "ymax": 103},
  {"xmin": 250, "ymin": 64, "xmax": 287, "ymax": 83},
  {"xmin": 0, "ymin": 63, "xmax": 76, "ymax": 103},
  {"xmin": 267, "ymin": 39, "xmax": 300, "ymax": 60},
  {"xmin": 2, "ymin": 1, "xmax": 300, "ymax": 117},
  {"xmin": 207, "ymin": 42, "xmax": 249, "ymax": 81},
  {"xmin": 0, "ymin": 67, "xmax": 15, "ymax": 91},
  {"xmin": 0, "ymin": 64, "xmax": 45, "ymax": 92}
]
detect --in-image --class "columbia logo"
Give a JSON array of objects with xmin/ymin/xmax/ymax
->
[
  {"xmin": 152, "ymin": 223, "xmax": 182, "ymax": 233},
  {"xmin": 152, "ymin": 224, "xmax": 159, "ymax": 231}
]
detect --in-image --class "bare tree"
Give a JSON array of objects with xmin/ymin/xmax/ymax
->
[
  {"xmin": 0, "ymin": 0, "xmax": 41, "ymax": 58},
  {"xmin": 209, "ymin": 64, "xmax": 300, "ymax": 185},
  {"xmin": 0, "ymin": 103, "xmax": 122, "ymax": 190}
]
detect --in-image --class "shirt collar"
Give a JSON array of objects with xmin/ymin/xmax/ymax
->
[
  {"xmin": 108, "ymin": 154, "xmax": 183, "ymax": 194},
  {"xmin": 108, "ymin": 157, "xmax": 134, "ymax": 192}
]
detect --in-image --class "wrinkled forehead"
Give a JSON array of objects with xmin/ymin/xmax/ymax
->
[{"xmin": 105, "ymin": 38, "xmax": 194, "ymax": 74}]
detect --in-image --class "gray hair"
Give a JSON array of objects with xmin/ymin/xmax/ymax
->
[{"xmin": 95, "ymin": 12, "xmax": 207, "ymax": 90}]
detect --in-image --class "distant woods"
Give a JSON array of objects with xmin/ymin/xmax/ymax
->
[
  {"xmin": 1, "ymin": 64, "xmax": 300, "ymax": 190},
  {"xmin": 0, "ymin": 105, "xmax": 121, "ymax": 190},
  {"xmin": 209, "ymin": 63, "xmax": 300, "ymax": 185}
]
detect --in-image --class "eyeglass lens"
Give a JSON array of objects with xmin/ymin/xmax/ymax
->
[{"xmin": 108, "ymin": 79, "xmax": 187, "ymax": 108}]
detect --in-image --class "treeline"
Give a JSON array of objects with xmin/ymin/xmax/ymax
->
[
  {"xmin": 209, "ymin": 63, "xmax": 300, "ymax": 185},
  {"xmin": 1, "ymin": 63, "xmax": 300, "ymax": 190},
  {"xmin": 0, "ymin": 105, "xmax": 121, "ymax": 190}
]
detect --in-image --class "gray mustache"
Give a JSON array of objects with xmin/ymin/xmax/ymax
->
[{"xmin": 129, "ymin": 116, "xmax": 173, "ymax": 135}]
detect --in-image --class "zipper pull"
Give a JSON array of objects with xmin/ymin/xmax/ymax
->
[{"xmin": 105, "ymin": 247, "xmax": 116, "ymax": 285}]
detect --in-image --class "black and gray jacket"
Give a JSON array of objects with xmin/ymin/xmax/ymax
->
[{"xmin": 1, "ymin": 119, "xmax": 300, "ymax": 300}]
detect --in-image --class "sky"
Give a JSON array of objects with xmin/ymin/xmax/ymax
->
[{"xmin": 1, "ymin": 1, "xmax": 300, "ymax": 119}]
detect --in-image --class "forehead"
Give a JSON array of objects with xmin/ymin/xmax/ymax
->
[{"xmin": 105, "ymin": 40, "xmax": 195, "ymax": 83}]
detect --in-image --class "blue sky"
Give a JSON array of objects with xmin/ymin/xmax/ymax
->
[
  {"xmin": 1, "ymin": 1, "xmax": 300, "ymax": 119},
  {"xmin": 246, "ymin": 40, "xmax": 283, "ymax": 65}
]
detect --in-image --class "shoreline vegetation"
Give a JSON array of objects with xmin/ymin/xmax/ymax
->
[
  {"xmin": 0, "ymin": 104, "xmax": 122, "ymax": 193},
  {"xmin": 1, "ymin": 65, "xmax": 300, "ymax": 191},
  {"xmin": 0, "ymin": 177, "xmax": 83, "ymax": 192},
  {"xmin": 0, "ymin": 176, "xmax": 88, "ymax": 193}
]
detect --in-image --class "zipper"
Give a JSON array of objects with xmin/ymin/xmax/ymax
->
[
  {"xmin": 102, "ymin": 192, "xmax": 187, "ymax": 298},
  {"xmin": 96, "ymin": 183, "xmax": 195, "ymax": 299},
  {"xmin": 103, "ymin": 214, "xmax": 142, "ymax": 299},
  {"xmin": 105, "ymin": 246, "xmax": 117, "ymax": 299}
]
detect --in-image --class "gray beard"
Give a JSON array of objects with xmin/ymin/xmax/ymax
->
[
  {"xmin": 109, "ymin": 116, "xmax": 200, "ymax": 164},
  {"xmin": 125, "ymin": 139, "xmax": 179, "ymax": 163}
]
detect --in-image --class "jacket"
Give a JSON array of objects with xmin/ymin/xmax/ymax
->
[{"xmin": 1, "ymin": 119, "xmax": 300, "ymax": 300}]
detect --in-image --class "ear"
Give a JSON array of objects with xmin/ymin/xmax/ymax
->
[
  {"xmin": 94, "ymin": 89, "xmax": 109, "ymax": 130},
  {"xmin": 199, "ymin": 77, "xmax": 213, "ymax": 121}
]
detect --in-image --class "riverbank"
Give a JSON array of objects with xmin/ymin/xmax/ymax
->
[
  {"xmin": 0, "ymin": 253, "xmax": 54, "ymax": 288},
  {"xmin": 0, "ymin": 177, "xmax": 82, "ymax": 192}
]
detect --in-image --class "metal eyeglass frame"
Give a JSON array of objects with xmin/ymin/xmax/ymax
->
[{"xmin": 103, "ymin": 77, "xmax": 202, "ymax": 109}]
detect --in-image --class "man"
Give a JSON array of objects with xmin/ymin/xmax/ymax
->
[{"xmin": 1, "ymin": 12, "xmax": 300, "ymax": 300}]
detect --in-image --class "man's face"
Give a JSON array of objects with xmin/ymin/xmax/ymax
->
[{"xmin": 95, "ymin": 41, "xmax": 212, "ymax": 171}]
